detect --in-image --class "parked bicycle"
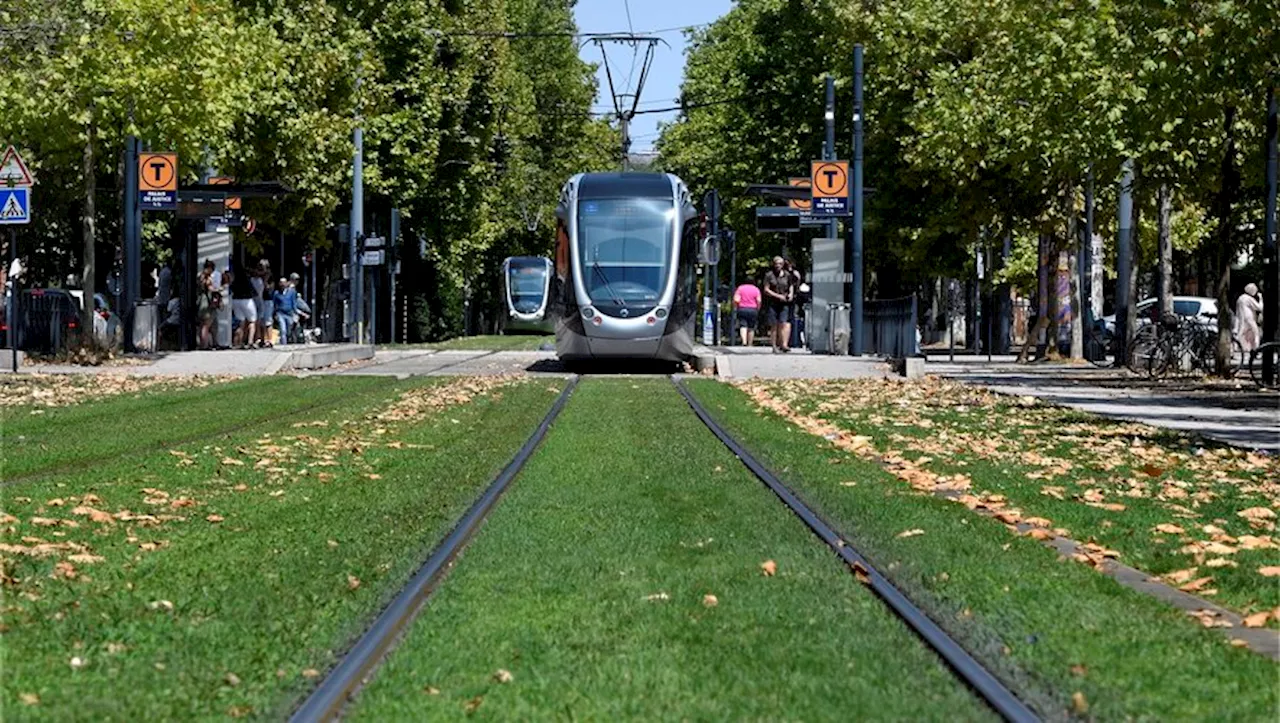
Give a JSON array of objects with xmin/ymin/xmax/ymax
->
[
  {"xmin": 1248, "ymin": 340, "xmax": 1280, "ymax": 390},
  {"xmin": 1130, "ymin": 313, "xmax": 1244, "ymax": 378}
]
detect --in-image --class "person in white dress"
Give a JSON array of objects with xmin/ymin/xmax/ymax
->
[{"xmin": 1234, "ymin": 282, "xmax": 1263, "ymax": 352}]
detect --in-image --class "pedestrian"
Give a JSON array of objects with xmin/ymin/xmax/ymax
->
[
  {"xmin": 273, "ymin": 277, "xmax": 297, "ymax": 344},
  {"xmin": 791, "ymin": 270, "xmax": 811, "ymax": 349},
  {"xmin": 253, "ymin": 259, "xmax": 273, "ymax": 347},
  {"xmin": 1234, "ymin": 282, "xmax": 1263, "ymax": 352},
  {"xmin": 228, "ymin": 259, "xmax": 257, "ymax": 349},
  {"xmin": 732, "ymin": 278, "xmax": 761, "ymax": 347},
  {"xmin": 762, "ymin": 256, "xmax": 795, "ymax": 353},
  {"xmin": 197, "ymin": 260, "xmax": 219, "ymax": 350}
]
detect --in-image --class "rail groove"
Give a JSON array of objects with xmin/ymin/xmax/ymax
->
[
  {"xmin": 290, "ymin": 375, "xmax": 578, "ymax": 722},
  {"xmin": 673, "ymin": 377, "xmax": 1040, "ymax": 723}
]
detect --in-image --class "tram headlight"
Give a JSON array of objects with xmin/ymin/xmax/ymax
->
[
  {"xmin": 654, "ymin": 307, "xmax": 668, "ymax": 319},
  {"xmin": 581, "ymin": 307, "xmax": 594, "ymax": 318}
]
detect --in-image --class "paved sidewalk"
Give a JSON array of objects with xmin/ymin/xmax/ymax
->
[
  {"xmin": 713, "ymin": 347, "xmax": 889, "ymax": 380},
  {"xmin": 928, "ymin": 356, "xmax": 1280, "ymax": 451},
  {"xmin": 7, "ymin": 344, "xmax": 372, "ymax": 377}
]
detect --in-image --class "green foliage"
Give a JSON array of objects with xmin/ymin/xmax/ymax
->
[
  {"xmin": 0, "ymin": 0, "xmax": 606, "ymax": 338},
  {"xmin": 658, "ymin": 0, "xmax": 1277, "ymax": 292}
]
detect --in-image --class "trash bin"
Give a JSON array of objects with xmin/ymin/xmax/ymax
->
[
  {"xmin": 132, "ymin": 300, "xmax": 159, "ymax": 353},
  {"xmin": 828, "ymin": 302, "xmax": 851, "ymax": 356}
]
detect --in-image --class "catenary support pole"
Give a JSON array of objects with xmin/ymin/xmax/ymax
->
[
  {"xmin": 1083, "ymin": 167, "xmax": 1095, "ymax": 360},
  {"xmin": 390, "ymin": 208, "xmax": 400, "ymax": 345},
  {"xmin": 851, "ymin": 44, "xmax": 864, "ymax": 355},
  {"xmin": 122, "ymin": 135, "xmax": 140, "ymax": 351},
  {"xmin": 351, "ymin": 123, "xmax": 364, "ymax": 344},
  {"xmin": 1264, "ymin": 85, "xmax": 1278, "ymax": 384},
  {"xmin": 1116, "ymin": 159, "xmax": 1134, "ymax": 368}
]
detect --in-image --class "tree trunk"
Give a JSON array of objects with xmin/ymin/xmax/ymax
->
[
  {"xmin": 1036, "ymin": 232, "xmax": 1049, "ymax": 357},
  {"xmin": 1125, "ymin": 190, "xmax": 1142, "ymax": 347},
  {"xmin": 1213, "ymin": 106, "xmax": 1239, "ymax": 376},
  {"xmin": 81, "ymin": 117, "xmax": 97, "ymax": 346},
  {"xmin": 1090, "ymin": 228, "xmax": 1104, "ymax": 317},
  {"xmin": 1157, "ymin": 184, "xmax": 1173, "ymax": 317}
]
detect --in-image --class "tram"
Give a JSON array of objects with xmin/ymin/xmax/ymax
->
[
  {"xmin": 500, "ymin": 256, "xmax": 554, "ymax": 333},
  {"xmin": 551, "ymin": 172, "xmax": 699, "ymax": 361}
]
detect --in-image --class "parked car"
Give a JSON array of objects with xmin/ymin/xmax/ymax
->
[
  {"xmin": 0, "ymin": 288, "xmax": 119, "ymax": 352},
  {"xmin": 1, "ymin": 288, "xmax": 82, "ymax": 352},
  {"xmin": 1095, "ymin": 296, "xmax": 1218, "ymax": 342}
]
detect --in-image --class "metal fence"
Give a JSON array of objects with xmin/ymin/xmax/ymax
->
[
  {"xmin": 862, "ymin": 295, "xmax": 919, "ymax": 357},
  {"xmin": 14, "ymin": 290, "xmax": 80, "ymax": 354}
]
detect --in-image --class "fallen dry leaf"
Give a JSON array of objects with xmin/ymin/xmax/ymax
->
[
  {"xmin": 70, "ymin": 656, "xmax": 85, "ymax": 669},
  {"xmin": 1164, "ymin": 567, "xmax": 1200, "ymax": 585},
  {"xmin": 302, "ymin": 669, "xmax": 321, "ymax": 679},
  {"xmin": 761, "ymin": 560, "xmax": 777, "ymax": 577},
  {"xmin": 1258, "ymin": 566, "xmax": 1280, "ymax": 577},
  {"xmin": 643, "ymin": 592, "xmax": 669, "ymax": 602},
  {"xmin": 1242, "ymin": 611, "xmax": 1271, "ymax": 628},
  {"xmin": 1178, "ymin": 576, "xmax": 1214, "ymax": 592},
  {"xmin": 1072, "ymin": 691, "xmax": 1089, "ymax": 714},
  {"xmin": 205, "ymin": 514, "xmax": 225, "ymax": 523},
  {"xmin": 1238, "ymin": 507, "xmax": 1276, "ymax": 522},
  {"xmin": 20, "ymin": 693, "xmax": 39, "ymax": 706},
  {"xmin": 464, "ymin": 696, "xmax": 483, "ymax": 714},
  {"xmin": 896, "ymin": 528, "xmax": 925, "ymax": 539},
  {"xmin": 347, "ymin": 575, "xmax": 361, "ymax": 591},
  {"xmin": 1154, "ymin": 523, "xmax": 1185, "ymax": 535},
  {"xmin": 424, "ymin": 686, "xmax": 441, "ymax": 695},
  {"xmin": 702, "ymin": 594, "xmax": 719, "ymax": 607},
  {"xmin": 493, "ymin": 669, "xmax": 513, "ymax": 684},
  {"xmin": 1230, "ymin": 639, "xmax": 1249, "ymax": 648},
  {"xmin": 224, "ymin": 672, "xmax": 241, "ymax": 687}
]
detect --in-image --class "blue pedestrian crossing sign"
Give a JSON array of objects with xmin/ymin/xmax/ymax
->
[{"xmin": 0, "ymin": 187, "xmax": 30, "ymax": 225}]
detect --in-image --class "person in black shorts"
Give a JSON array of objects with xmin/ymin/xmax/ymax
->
[{"xmin": 762, "ymin": 256, "xmax": 795, "ymax": 352}]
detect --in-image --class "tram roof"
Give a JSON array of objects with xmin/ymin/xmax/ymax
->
[{"xmin": 577, "ymin": 173, "xmax": 673, "ymax": 200}]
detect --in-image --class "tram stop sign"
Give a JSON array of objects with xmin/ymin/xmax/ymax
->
[{"xmin": 810, "ymin": 160, "xmax": 850, "ymax": 217}]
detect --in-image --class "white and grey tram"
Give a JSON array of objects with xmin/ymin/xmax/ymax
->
[
  {"xmin": 551, "ymin": 172, "xmax": 699, "ymax": 361},
  {"xmin": 500, "ymin": 256, "xmax": 554, "ymax": 333}
]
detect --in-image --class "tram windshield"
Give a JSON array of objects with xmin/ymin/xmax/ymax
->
[
  {"xmin": 507, "ymin": 259, "xmax": 547, "ymax": 314},
  {"xmin": 577, "ymin": 197, "xmax": 673, "ymax": 315}
]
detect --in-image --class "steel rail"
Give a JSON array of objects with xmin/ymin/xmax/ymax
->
[
  {"xmin": 290, "ymin": 375, "xmax": 579, "ymax": 723},
  {"xmin": 673, "ymin": 377, "xmax": 1040, "ymax": 723}
]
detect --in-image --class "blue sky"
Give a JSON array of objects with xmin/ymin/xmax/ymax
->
[{"xmin": 573, "ymin": 0, "xmax": 734, "ymax": 153}]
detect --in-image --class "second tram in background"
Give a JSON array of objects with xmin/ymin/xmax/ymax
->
[
  {"xmin": 551, "ymin": 172, "xmax": 699, "ymax": 362},
  {"xmin": 501, "ymin": 256, "xmax": 554, "ymax": 334}
]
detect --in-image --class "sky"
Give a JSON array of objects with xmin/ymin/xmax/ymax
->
[{"xmin": 573, "ymin": 0, "xmax": 734, "ymax": 154}]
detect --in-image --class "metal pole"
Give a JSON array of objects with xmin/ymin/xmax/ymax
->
[
  {"xmin": 122, "ymin": 134, "xmax": 141, "ymax": 351},
  {"xmin": 729, "ymin": 231, "xmax": 737, "ymax": 346},
  {"xmin": 8, "ymin": 228, "xmax": 16, "ymax": 372},
  {"xmin": 390, "ymin": 208, "xmax": 400, "ymax": 345},
  {"xmin": 851, "ymin": 45, "xmax": 864, "ymax": 356},
  {"xmin": 1083, "ymin": 167, "xmax": 1095, "ymax": 360},
  {"xmin": 351, "ymin": 57, "xmax": 365, "ymax": 344},
  {"xmin": 310, "ymin": 247, "xmax": 317, "ymax": 339},
  {"xmin": 1263, "ymin": 85, "xmax": 1278, "ymax": 384},
  {"xmin": 1116, "ymin": 159, "xmax": 1134, "ymax": 367},
  {"xmin": 824, "ymin": 73, "xmax": 839, "ymax": 255}
]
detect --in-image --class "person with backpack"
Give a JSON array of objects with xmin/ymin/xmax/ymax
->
[{"xmin": 273, "ymin": 277, "xmax": 298, "ymax": 345}]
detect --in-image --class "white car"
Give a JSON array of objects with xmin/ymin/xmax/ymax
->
[{"xmin": 1098, "ymin": 296, "xmax": 1218, "ymax": 338}]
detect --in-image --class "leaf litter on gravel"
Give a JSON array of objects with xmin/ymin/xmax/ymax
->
[
  {"xmin": 0, "ymin": 373, "xmax": 234, "ymax": 410},
  {"xmin": 736, "ymin": 376, "xmax": 1280, "ymax": 617}
]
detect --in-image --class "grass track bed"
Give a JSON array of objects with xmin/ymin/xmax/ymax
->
[
  {"xmin": 1, "ymin": 376, "xmax": 560, "ymax": 720},
  {"xmin": 3, "ymin": 376, "xmax": 389, "ymax": 481},
  {"xmin": 686, "ymin": 380, "xmax": 1278, "ymax": 720},
  {"xmin": 350, "ymin": 379, "xmax": 989, "ymax": 721}
]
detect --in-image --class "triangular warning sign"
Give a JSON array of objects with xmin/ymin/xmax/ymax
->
[
  {"xmin": 1, "ymin": 193, "xmax": 25, "ymax": 219},
  {"xmin": 0, "ymin": 146, "xmax": 34, "ymax": 186}
]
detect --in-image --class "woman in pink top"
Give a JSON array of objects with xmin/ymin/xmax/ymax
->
[{"xmin": 733, "ymin": 281, "xmax": 762, "ymax": 346}]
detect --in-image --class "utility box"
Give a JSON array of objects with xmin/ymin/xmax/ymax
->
[{"xmin": 809, "ymin": 237, "xmax": 845, "ymax": 353}]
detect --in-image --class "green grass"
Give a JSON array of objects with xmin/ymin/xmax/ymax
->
[
  {"xmin": 381, "ymin": 334, "xmax": 552, "ymax": 352},
  {"xmin": 765, "ymin": 377, "xmax": 1280, "ymax": 615},
  {"xmin": 350, "ymin": 379, "xmax": 988, "ymax": 721},
  {"xmin": 685, "ymin": 379, "xmax": 1279, "ymax": 721},
  {"xmin": 1, "ymin": 377, "xmax": 561, "ymax": 720},
  {"xmin": 2, "ymin": 376, "xmax": 390, "ymax": 481}
]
